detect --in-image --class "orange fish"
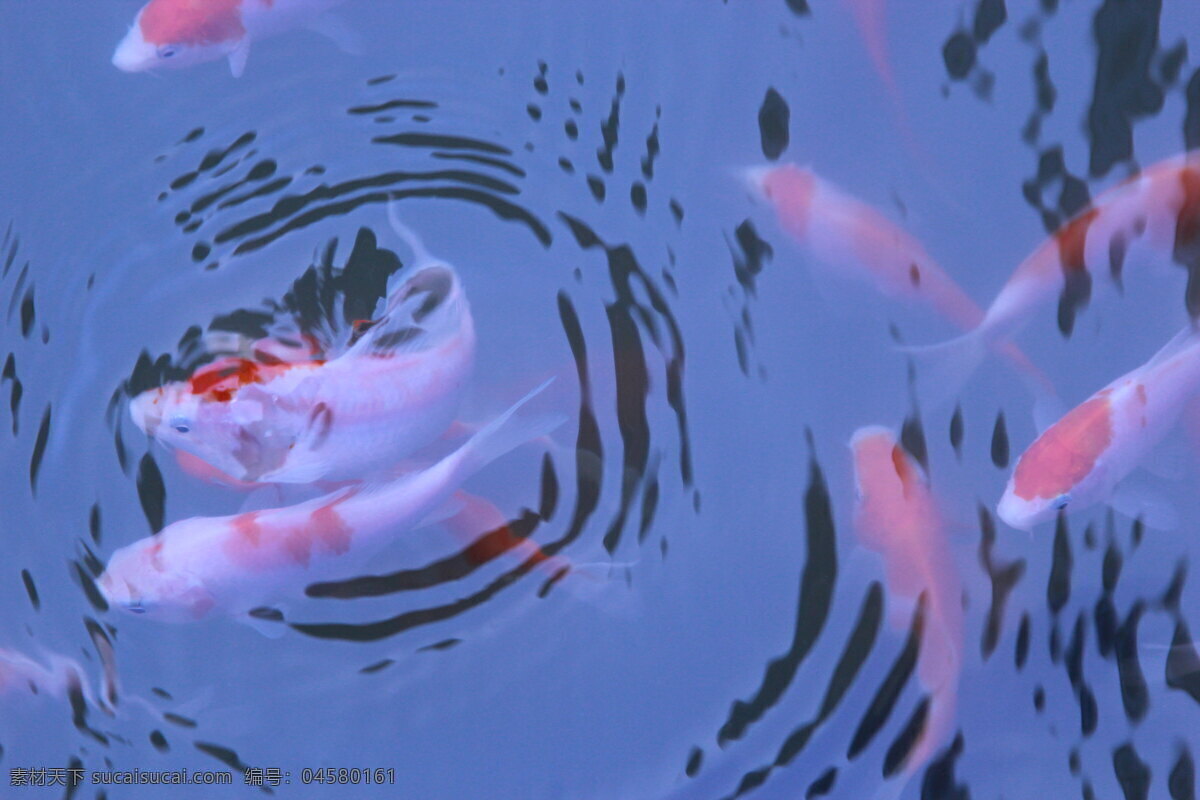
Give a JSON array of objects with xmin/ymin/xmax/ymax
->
[
  {"xmin": 113, "ymin": 0, "xmax": 354, "ymax": 77},
  {"xmin": 998, "ymin": 326, "xmax": 1200, "ymax": 531},
  {"xmin": 101, "ymin": 382, "xmax": 561, "ymax": 623},
  {"xmin": 746, "ymin": 163, "xmax": 1056, "ymax": 404},
  {"xmin": 908, "ymin": 151, "xmax": 1200, "ymax": 404},
  {"xmin": 850, "ymin": 426, "xmax": 962, "ymax": 785}
]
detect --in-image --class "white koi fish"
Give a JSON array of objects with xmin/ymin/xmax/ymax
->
[
  {"xmin": 850, "ymin": 426, "xmax": 962, "ymax": 787},
  {"xmin": 112, "ymin": 0, "xmax": 353, "ymax": 77},
  {"xmin": 907, "ymin": 151, "xmax": 1200, "ymax": 404},
  {"xmin": 745, "ymin": 163, "xmax": 1057, "ymax": 404},
  {"xmin": 0, "ymin": 648, "xmax": 110, "ymax": 714},
  {"xmin": 130, "ymin": 258, "xmax": 476, "ymax": 484},
  {"xmin": 101, "ymin": 382, "xmax": 562, "ymax": 622},
  {"xmin": 997, "ymin": 326, "xmax": 1200, "ymax": 531}
]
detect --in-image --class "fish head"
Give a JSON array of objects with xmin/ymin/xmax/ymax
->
[
  {"xmin": 99, "ymin": 531, "xmax": 216, "ymax": 622},
  {"xmin": 738, "ymin": 163, "xmax": 812, "ymax": 199},
  {"xmin": 129, "ymin": 382, "xmax": 264, "ymax": 482},
  {"xmin": 996, "ymin": 484, "xmax": 1069, "ymax": 531},
  {"xmin": 113, "ymin": 2, "xmax": 243, "ymax": 73}
]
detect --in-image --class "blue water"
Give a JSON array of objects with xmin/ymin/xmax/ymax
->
[{"xmin": 4, "ymin": 1, "xmax": 1200, "ymax": 798}]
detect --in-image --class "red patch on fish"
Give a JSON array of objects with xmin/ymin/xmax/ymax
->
[
  {"xmin": 890, "ymin": 444, "xmax": 917, "ymax": 498},
  {"xmin": 1012, "ymin": 395, "xmax": 1114, "ymax": 501},
  {"xmin": 145, "ymin": 539, "xmax": 167, "ymax": 573},
  {"xmin": 310, "ymin": 493, "xmax": 354, "ymax": 557},
  {"xmin": 1055, "ymin": 207, "xmax": 1100, "ymax": 273},
  {"xmin": 761, "ymin": 166, "xmax": 817, "ymax": 237},
  {"xmin": 231, "ymin": 511, "xmax": 263, "ymax": 546},
  {"xmin": 224, "ymin": 492, "xmax": 355, "ymax": 570},
  {"xmin": 187, "ymin": 356, "xmax": 322, "ymax": 403},
  {"xmin": 1176, "ymin": 167, "xmax": 1200, "ymax": 249},
  {"xmin": 139, "ymin": 0, "xmax": 246, "ymax": 46}
]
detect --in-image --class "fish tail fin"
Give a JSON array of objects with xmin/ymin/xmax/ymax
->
[
  {"xmin": 994, "ymin": 340, "xmax": 1063, "ymax": 432},
  {"xmin": 385, "ymin": 201, "xmax": 437, "ymax": 270},
  {"xmin": 896, "ymin": 329, "xmax": 989, "ymax": 410},
  {"xmin": 452, "ymin": 379, "xmax": 566, "ymax": 480}
]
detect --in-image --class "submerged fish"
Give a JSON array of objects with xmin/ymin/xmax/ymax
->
[
  {"xmin": 745, "ymin": 163, "xmax": 1056, "ymax": 400},
  {"xmin": 908, "ymin": 151, "xmax": 1200, "ymax": 401},
  {"xmin": 130, "ymin": 263, "xmax": 476, "ymax": 484},
  {"xmin": 997, "ymin": 326, "xmax": 1200, "ymax": 531},
  {"xmin": 101, "ymin": 382, "xmax": 562, "ymax": 623},
  {"xmin": 850, "ymin": 426, "xmax": 962, "ymax": 782},
  {"xmin": 112, "ymin": 0, "xmax": 353, "ymax": 77},
  {"xmin": 0, "ymin": 648, "xmax": 109, "ymax": 714}
]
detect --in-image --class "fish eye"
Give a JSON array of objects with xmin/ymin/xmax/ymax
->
[
  {"xmin": 169, "ymin": 416, "xmax": 190, "ymax": 434},
  {"xmin": 1053, "ymin": 494, "xmax": 1070, "ymax": 510},
  {"xmin": 126, "ymin": 601, "xmax": 146, "ymax": 614},
  {"xmin": 157, "ymin": 45, "xmax": 178, "ymax": 59}
]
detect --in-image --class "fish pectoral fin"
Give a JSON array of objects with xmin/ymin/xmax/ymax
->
[
  {"xmin": 1109, "ymin": 480, "xmax": 1180, "ymax": 531},
  {"xmin": 1141, "ymin": 435, "xmax": 1190, "ymax": 482},
  {"xmin": 416, "ymin": 491, "xmax": 468, "ymax": 531},
  {"xmin": 307, "ymin": 12, "xmax": 364, "ymax": 56},
  {"xmin": 895, "ymin": 330, "xmax": 988, "ymax": 413},
  {"xmin": 228, "ymin": 40, "xmax": 250, "ymax": 77}
]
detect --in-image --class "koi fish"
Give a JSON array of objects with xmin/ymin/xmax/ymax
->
[
  {"xmin": 907, "ymin": 150, "xmax": 1200, "ymax": 405},
  {"xmin": 112, "ymin": 0, "xmax": 353, "ymax": 77},
  {"xmin": 100, "ymin": 382, "xmax": 562, "ymax": 623},
  {"xmin": 850, "ymin": 426, "xmax": 962, "ymax": 784},
  {"xmin": 0, "ymin": 648, "xmax": 107, "ymax": 713},
  {"xmin": 997, "ymin": 326, "xmax": 1200, "ymax": 531},
  {"xmin": 745, "ymin": 163, "xmax": 1056, "ymax": 403},
  {"xmin": 130, "ymin": 261, "xmax": 475, "ymax": 484}
]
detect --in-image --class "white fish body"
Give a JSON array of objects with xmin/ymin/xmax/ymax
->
[
  {"xmin": 130, "ymin": 264, "xmax": 476, "ymax": 484},
  {"xmin": 998, "ymin": 327, "xmax": 1200, "ymax": 530},
  {"xmin": 904, "ymin": 151, "xmax": 1200, "ymax": 408},
  {"xmin": 101, "ymin": 383, "xmax": 560, "ymax": 622}
]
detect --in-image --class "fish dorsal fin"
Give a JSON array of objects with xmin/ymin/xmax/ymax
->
[
  {"xmin": 350, "ymin": 265, "xmax": 468, "ymax": 359},
  {"xmin": 1143, "ymin": 325, "xmax": 1200, "ymax": 370},
  {"xmin": 306, "ymin": 12, "xmax": 364, "ymax": 56},
  {"xmin": 1110, "ymin": 479, "xmax": 1180, "ymax": 531},
  {"xmin": 228, "ymin": 40, "xmax": 250, "ymax": 77},
  {"xmin": 386, "ymin": 202, "xmax": 438, "ymax": 272}
]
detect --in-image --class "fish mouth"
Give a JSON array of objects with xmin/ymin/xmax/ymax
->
[
  {"xmin": 112, "ymin": 28, "xmax": 154, "ymax": 73},
  {"xmin": 97, "ymin": 572, "xmax": 140, "ymax": 612},
  {"xmin": 736, "ymin": 165, "xmax": 773, "ymax": 195}
]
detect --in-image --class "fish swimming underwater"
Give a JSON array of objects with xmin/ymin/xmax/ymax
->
[
  {"xmin": 130, "ymin": 261, "xmax": 476, "ymax": 484},
  {"xmin": 997, "ymin": 326, "xmax": 1200, "ymax": 531},
  {"xmin": 850, "ymin": 426, "xmax": 963, "ymax": 787},
  {"xmin": 745, "ymin": 163, "xmax": 1056, "ymax": 403},
  {"xmin": 906, "ymin": 150, "xmax": 1200, "ymax": 403},
  {"xmin": 101, "ymin": 382, "xmax": 562, "ymax": 622},
  {"xmin": 112, "ymin": 0, "xmax": 353, "ymax": 77},
  {"xmin": 0, "ymin": 647, "xmax": 113, "ymax": 717}
]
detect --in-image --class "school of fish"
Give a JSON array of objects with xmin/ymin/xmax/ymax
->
[
  {"xmin": 0, "ymin": 1, "xmax": 1182, "ymax": 795},
  {"xmin": 749, "ymin": 147, "xmax": 1200, "ymax": 784}
]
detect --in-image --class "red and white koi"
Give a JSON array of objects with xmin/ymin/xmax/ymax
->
[
  {"xmin": 908, "ymin": 150, "xmax": 1200, "ymax": 402},
  {"xmin": 113, "ymin": 0, "xmax": 352, "ymax": 77},
  {"xmin": 745, "ymin": 163, "xmax": 1055, "ymax": 396},
  {"xmin": 101, "ymin": 382, "xmax": 561, "ymax": 622},
  {"xmin": 130, "ymin": 261, "xmax": 475, "ymax": 484},
  {"xmin": 998, "ymin": 326, "xmax": 1200, "ymax": 530},
  {"xmin": 850, "ymin": 426, "xmax": 962, "ymax": 782}
]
